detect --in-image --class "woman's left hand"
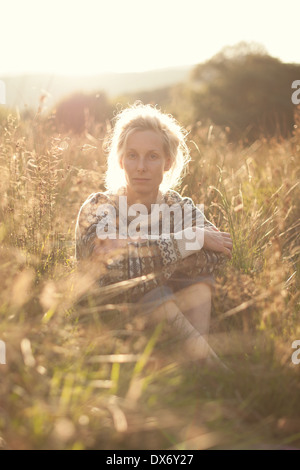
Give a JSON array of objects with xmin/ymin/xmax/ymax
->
[{"xmin": 203, "ymin": 226, "xmax": 233, "ymax": 258}]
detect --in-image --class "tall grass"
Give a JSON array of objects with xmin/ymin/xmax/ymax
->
[{"xmin": 0, "ymin": 107, "xmax": 299, "ymax": 450}]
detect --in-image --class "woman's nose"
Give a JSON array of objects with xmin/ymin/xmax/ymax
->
[{"xmin": 137, "ymin": 157, "xmax": 147, "ymax": 172}]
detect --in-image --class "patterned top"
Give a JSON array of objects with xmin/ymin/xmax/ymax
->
[{"xmin": 75, "ymin": 186, "xmax": 226, "ymax": 303}]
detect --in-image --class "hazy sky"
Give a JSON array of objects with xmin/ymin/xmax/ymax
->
[{"xmin": 1, "ymin": 0, "xmax": 299, "ymax": 75}]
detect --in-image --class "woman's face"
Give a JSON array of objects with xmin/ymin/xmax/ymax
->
[{"xmin": 120, "ymin": 129, "xmax": 171, "ymax": 196}]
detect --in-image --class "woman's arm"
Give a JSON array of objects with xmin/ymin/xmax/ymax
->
[
  {"xmin": 171, "ymin": 195, "xmax": 232, "ymax": 270},
  {"xmin": 75, "ymin": 192, "xmax": 232, "ymax": 287}
]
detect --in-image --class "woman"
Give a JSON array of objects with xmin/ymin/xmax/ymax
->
[{"xmin": 75, "ymin": 102, "xmax": 233, "ymax": 365}]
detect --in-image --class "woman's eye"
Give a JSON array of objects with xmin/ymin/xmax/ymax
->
[
  {"xmin": 150, "ymin": 154, "xmax": 158, "ymax": 160},
  {"xmin": 128, "ymin": 153, "xmax": 136, "ymax": 159}
]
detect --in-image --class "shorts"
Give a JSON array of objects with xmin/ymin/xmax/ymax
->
[{"xmin": 136, "ymin": 273, "xmax": 216, "ymax": 315}]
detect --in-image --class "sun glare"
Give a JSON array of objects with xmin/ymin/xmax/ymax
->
[{"xmin": 0, "ymin": 0, "xmax": 299, "ymax": 76}]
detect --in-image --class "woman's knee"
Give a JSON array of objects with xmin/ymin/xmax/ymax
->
[
  {"xmin": 176, "ymin": 282, "xmax": 212, "ymax": 308},
  {"xmin": 150, "ymin": 299, "xmax": 181, "ymax": 324}
]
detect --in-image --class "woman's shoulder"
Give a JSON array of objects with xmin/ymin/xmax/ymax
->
[
  {"xmin": 163, "ymin": 189, "xmax": 195, "ymax": 207},
  {"xmin": 77, "ymin": 191, "xmax": 117, "ymax": 228},
  {"xmin": 80, "ymin": 190, "xmax": 116, "ymax": 209}
]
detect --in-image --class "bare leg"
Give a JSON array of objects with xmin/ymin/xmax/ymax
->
[
  {"xmin": 149, "ymin": 299, "xmax": 220, "ymax": 363},
  {"xmin": 175, "ymin": 282, "xmax": 212, "ymax": 336},
  {"xmin": 175, "ymin": 282, "xmax": 230, "ymax": 370}
]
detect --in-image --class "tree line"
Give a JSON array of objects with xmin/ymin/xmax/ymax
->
[{"xmin": 50, "ymin": 42, "xmax": 300, "ymax": 142}]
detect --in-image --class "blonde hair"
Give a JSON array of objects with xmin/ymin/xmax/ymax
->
[{"xmin": 103, "ymin": 101, "xmax": 191, "ymax": 193}]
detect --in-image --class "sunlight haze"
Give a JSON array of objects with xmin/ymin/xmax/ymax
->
[{"xmin": 1, "ymin": 0, "xmax": 299, "ymax": 76}]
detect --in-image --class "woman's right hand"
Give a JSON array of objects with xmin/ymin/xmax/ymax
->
[{"xmin": 203, "ymin": 227, "xmax": 233, "ymax": 259}]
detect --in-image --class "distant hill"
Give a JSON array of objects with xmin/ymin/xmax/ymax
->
[{"xmin": 0, "ymin": 65, "xmax": 193, "ymax": 112}]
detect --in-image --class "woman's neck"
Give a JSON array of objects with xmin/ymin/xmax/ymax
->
[{"xmin": 124, "ymin": 186, "xmax": 160, "ymax": 213}]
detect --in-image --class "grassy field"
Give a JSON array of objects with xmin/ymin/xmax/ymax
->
[{"xmin": 0, "ymin": 108, "xmax": 299, "ymax": 450}]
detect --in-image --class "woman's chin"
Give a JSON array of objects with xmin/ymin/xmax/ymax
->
[{"xmin": 130, "ymin": 181, "xmax": 155, "ymax": 191}]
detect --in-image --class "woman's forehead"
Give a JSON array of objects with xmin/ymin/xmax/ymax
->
[{"xmin": 125, "ymin": 129, "xmax": 165, "ymax": 150}]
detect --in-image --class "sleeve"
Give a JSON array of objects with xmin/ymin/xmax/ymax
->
[
  {"xmin": 170, "ymin": 195, "xmax": 227, "ymax": 275},
  {"xmin": 75, "ymin": 192, "xmax": 101, "ymax": 261}
]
